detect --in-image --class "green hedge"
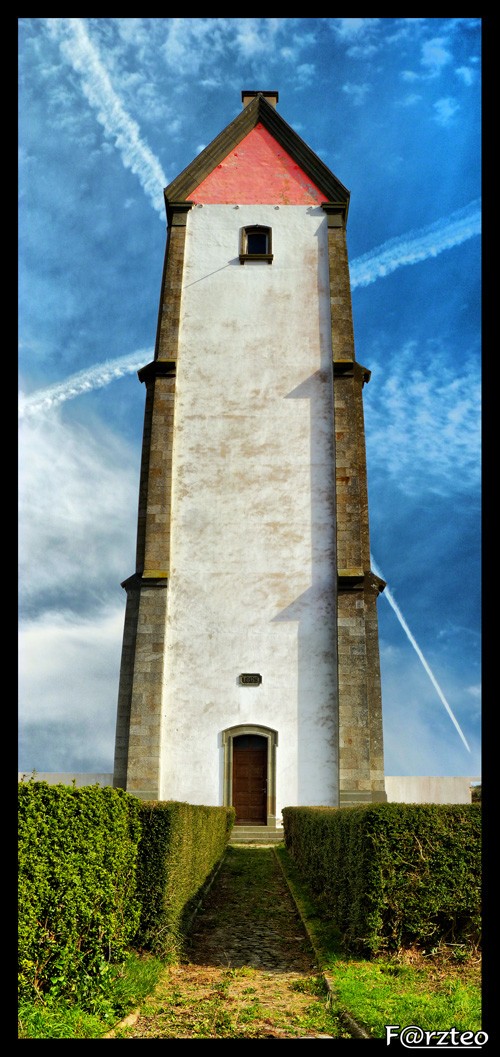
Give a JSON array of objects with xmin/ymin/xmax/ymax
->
[
  {"xmin": 19, "ymin": 784, "xmax": 235, "ymax": 1007},
  {"xmin": 134, "ymin": 800, "xmax": 235, "ymax": 957},
  {"xmin": 282, "ymin": 803, "xmax": 481, "ymax": 954},
  {"xmin": 18, "ymin": 781, "xmax": 142, "ymax": 1005}
]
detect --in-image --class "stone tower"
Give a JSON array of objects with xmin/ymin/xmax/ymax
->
[{"xmin": 113, "ymin": 91, "xmax": 386, "ymax": 824}]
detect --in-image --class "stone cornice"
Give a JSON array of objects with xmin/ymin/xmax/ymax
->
[
  {"xmin": 333, "ymin": 360, "xmax": 371, "ymax": 385},
  {"xmin": 322, "ymin": 202, "xmax": 349, "ymax": 226},
  {"xmin": 165, "ymin": 201, "xmax": 194, "ymax": 227},
  {"xmin": 137, "ymin": 360, "xmax": 177, "ymax": 384},
  {"xmin": 338, "ymin": 569, "xmax": 386, "ymax": 595},
  {"xmin": 121, "ymin": 572, "xmax": 169, "ymax": 591}
]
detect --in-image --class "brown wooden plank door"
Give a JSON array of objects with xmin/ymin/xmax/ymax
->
[{"xmin": 232, "ymin": 734, "xmax": 267, "ymax": 825}]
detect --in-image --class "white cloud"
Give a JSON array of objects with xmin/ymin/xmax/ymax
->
[
  {"xmin": 379, "ymin": 640, "xmax": 481, "ymax": 776},
  {"xmin": 397, "ymin": 33, "xmax": 461, "ymax": 83},
  {"xmin": 295, "ymin": 63, "xmax": 315, "ymax": 87},
  {"xmin": 396, "ymin": 93, "xmax": 422, "ymax": 107},
  {"xmin": 235, "ymin": 19, "xmax": 270, "ymax": 58},
  {"xmin": 349, "ymin": 200, "xmax": 481, "ymax": 289},
  {"xmin": 280, "ymin": 30, "xmax": 316, "ymax": 64},
  {"xmin": 19, "ymin": 350, "xmax": 151, "ymax": 419},
  {"xmin": 199, "ymin": 78, "xmax": 221, "ymax": 89},
  {"xmin": 330, "ymin": 18, "xmax": 380, "ymax": 40},
  {"xmin": 19, "ymin": 606, "xmax": 124, "ymax": 772},
  {"xmin": 19, "ymin": 607, "xmax": 124, "ymax": 725},
  {"xmin": 329, "ymin": 17, "xmax": 385, "ymax": 58},
  {"xmin": 113, "ymin": 16, "xmax": 149, "ymax": 49},
  {"xmin": 346, "ymin": 44, "xmax": 378, "ymax": 58},
  {"xmin": 45, "ymin": 18, "xmax": 167, "ymax": 216},
  {"xmin": 19, "ymin": 410, "xmax": 139, "ymax": 607},
  {"xmin": 18, "ymin": 407, "xmax": 140, "ymax": 769},
  {"xmin": 455, "ymin": 65, "xmax": 475, "ymax": 86},
  {"xmin": 420, "ymin": 36, "xmax": 452, "ymax": 74},
  {"xmin": 434, "ymin": 96, "xmax": 460, "ymax": 125},
  {"xmin": 372, "ymin": 559, "xmax": 471, "ymax": 754},
  {"xmin": 363, "ymin": 341, "xmax": 481, "ymax": 496},
  {"xmin": 162, "ymin": 17, "xmax": 227, "ymax": 73},
  {"xmin": 341, "ymin": 82, "xmax": 371, "ymax": 106},
  {"xmin": 161, "ymin": 17, "xmax": 292, "ymax": 75}
]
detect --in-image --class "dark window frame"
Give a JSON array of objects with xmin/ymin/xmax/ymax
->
[{"xmin": 239, "ymin": 225, "xmax": 273, "ymax": 264}]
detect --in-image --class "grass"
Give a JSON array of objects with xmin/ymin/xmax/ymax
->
[
  {"xmin": 325, "ymin": 960, "xmax": 481, "ymax": 1037},
  {"xmin": 111, "ymin": 964, "xmax": 350, "ymax": 1038},
  {"xmin": 18, "ymin": 952, "xmax": 166, "ymax": 1039},
  {"xmin": 275, "ymin": 846, "xmax": 482, "ymax": 1039}
]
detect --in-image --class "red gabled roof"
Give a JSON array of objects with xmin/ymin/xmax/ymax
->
[
  {"xmin": 188, "ymin": 124, "xmax": 327, "ymax": 206},
  {"xmin": 164, "ymin": 92, "xmax": 350, "ymax": 218}
]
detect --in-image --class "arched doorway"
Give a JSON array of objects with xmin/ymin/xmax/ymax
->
[{"xmin": 221, "ymin": 724, "xmax": 278, "ymax": 828}]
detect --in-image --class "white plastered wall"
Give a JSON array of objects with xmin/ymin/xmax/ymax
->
[{"xmin": 159, "ymin": 204, "xmax": 339, "ymax": 819}]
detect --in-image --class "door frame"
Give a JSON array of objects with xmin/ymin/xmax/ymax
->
[{"xmin": 221, "ymin": 724, "xmax": 278, "ymax": 828}]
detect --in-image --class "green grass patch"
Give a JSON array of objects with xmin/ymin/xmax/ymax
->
[
  {"xmin": 326, "ymin": 958, "xmax": 481, "ymax": 1038},
  {"xmin": 18, "ymin": 952, "xmax": 166, "ymax": 1039},
  {"xmin": 275, "ymin": 845, "xmax": 482, "ymax": 1039}
]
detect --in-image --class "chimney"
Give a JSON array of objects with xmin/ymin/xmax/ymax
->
[{"xmin": 241, "ymin": 90, "xmax": 279, "ymax": 109}]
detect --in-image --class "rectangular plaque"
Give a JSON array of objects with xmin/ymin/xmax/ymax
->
[{"xmin": 239, "ymin": 673, "xmax": 262, "ymax": 686}]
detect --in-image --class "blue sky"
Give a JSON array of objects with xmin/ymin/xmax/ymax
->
[{"xmin": 18, "ymin": 18, "xmax": 481, "ymax": 781}]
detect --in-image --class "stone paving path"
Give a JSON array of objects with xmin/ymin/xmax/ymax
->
[
  {"xmin": 108, "ymin": 845, "xmax": 347, "ymax": 1039},
  {"xmin": 185, "ymin": 844, "xmax": 318, "ymax": 972}
]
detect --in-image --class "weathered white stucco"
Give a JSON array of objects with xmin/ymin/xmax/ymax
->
[
  {"xmin": 384, "ymin": 776, "xmax": 480, "ymax": 804},
  {"xmin": 159, "ymin": 205, "xmax": 339, "ymax": 819}
]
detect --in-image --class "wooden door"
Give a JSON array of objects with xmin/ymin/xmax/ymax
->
[{"xmin": 232, "ymin": 734, "xmax": 267, "ymax": 825}]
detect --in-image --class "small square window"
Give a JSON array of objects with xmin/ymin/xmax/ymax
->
[
  {"xmin": 240, "ymin": 225, "xmax": 273, "ymax": 264},
  {"xmin": 247, "ymin": 232, "xmax": 268, "ymax": 254}
]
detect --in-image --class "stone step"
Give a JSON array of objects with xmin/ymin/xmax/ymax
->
[{"xmin": 230, "ymin": 826, "xmax": 285, "ymax": 845}]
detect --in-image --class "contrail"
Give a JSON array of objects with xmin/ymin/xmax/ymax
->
[
  {"xmin": 19, "ymin": 351, "xmax": 150, "ymax": 419},
  {"xmin": 19, "ymin": 201, "xmax": 481, "ymax": 417},
  {"xmin": 350, "ymin": 200, "xmax": 481, "ymax": 289},
  {"xmin": 371, "ymin": 555, "xmax": 471, "ymax": 753},
  {"xmin": 45, "ymin": 18, "xmax": 167, "ymax": 218}
]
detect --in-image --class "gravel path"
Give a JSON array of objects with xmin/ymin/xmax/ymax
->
[{"xmin": 108, "ymin": 846, "xmax": 348, "ymax": 1039}]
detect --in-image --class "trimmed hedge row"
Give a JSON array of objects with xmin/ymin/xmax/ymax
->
[
  {"xmin": 18, "ymin": 781, "xmax": 235, "ymax": 1005},
  {"xmin": 18, "ymin": 781, "xmax": 142, "ymax": 1004},
  {"xmin": 282, "ymin": 803, "xmax": 481, "ymax": 954},
  {"xmin": 134, "ymin": 800, "xmax": 235, "ymax": 957}
]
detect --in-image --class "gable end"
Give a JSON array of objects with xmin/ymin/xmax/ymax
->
[{"xmin": 164, "ymin": 93, "xmax": 350, "ymax": 221}]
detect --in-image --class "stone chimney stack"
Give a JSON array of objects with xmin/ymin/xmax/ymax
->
[{"xmin": 241, "ymin": 90, "xmax": 279, "ymax": 108}]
